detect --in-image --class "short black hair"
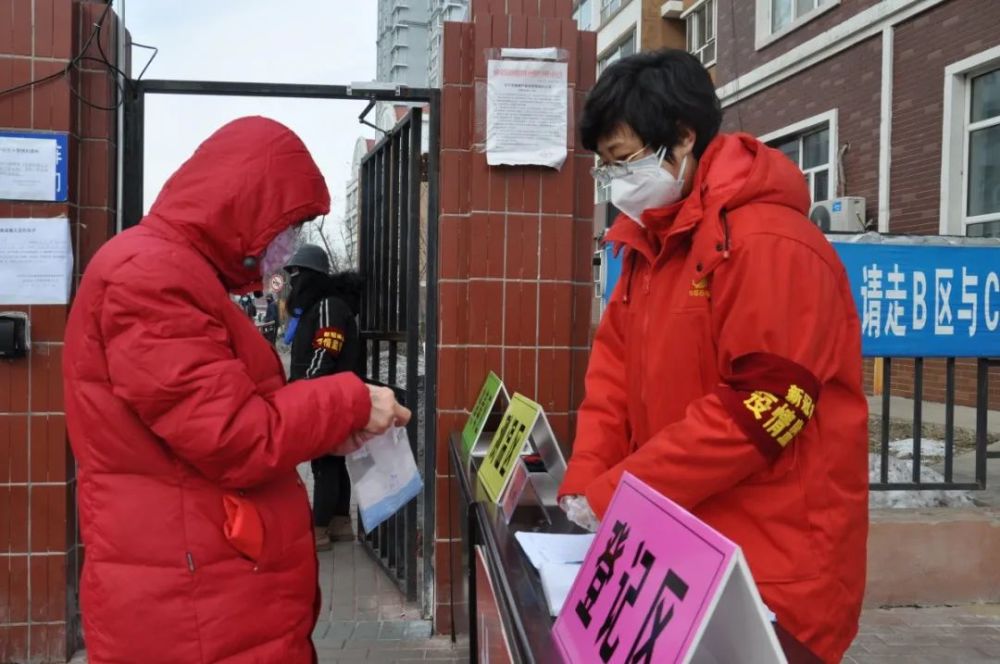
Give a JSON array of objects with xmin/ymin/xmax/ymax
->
[{"xmin": 580, "ymin": 49, "xmax": 723, "ymax": 162}]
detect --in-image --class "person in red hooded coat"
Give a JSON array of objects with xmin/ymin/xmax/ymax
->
[
  {"xmin": 558, "ymin": 51, "xmax": 869, "ymax": 663},
  {"xmin": 64, "ymin": 117, "xmax": 410, "ymax": 663}
]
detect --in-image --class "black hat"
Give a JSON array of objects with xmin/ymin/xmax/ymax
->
[{"xmin": 284, "ymin": 243, "xmax": 330, "ymax": 275}]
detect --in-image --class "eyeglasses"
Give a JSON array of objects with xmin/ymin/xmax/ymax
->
[{"xmin": 590, "ymin": 146, "xmax": 666, "ymax": 185}]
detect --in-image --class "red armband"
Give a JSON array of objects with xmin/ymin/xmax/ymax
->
[{"xmin": 714, "ymin": 352, "xmax": 820, "ymax": 459}]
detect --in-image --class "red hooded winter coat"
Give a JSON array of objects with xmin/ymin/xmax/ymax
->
[
  {"xmin": 64, "ymin": 117, "xmax": 372, "ymax": 663},
  {"xmin": 560, "ymin": 134, "xmax": 869, "ymax": 663}
]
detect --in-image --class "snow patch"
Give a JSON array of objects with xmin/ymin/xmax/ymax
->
[
  {"xmin": 869, "ymin": 453, "xmax": 974, "ymax": 509},
  {"xmin": 887, "ymin": 438, "xmax": 948, "ymax": 460}
]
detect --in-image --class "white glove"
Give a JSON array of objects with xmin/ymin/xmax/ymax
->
[{"xmin": 559, "ymin": 495, "xmax": 600, "ymax": 533}]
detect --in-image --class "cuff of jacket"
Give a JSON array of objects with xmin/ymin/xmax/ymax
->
[
  {"xmin": 336, "ymin": 372, "xmax": 372, "ymax": 432},
  {"xmin": 583, "ymin": 468, "xmax": 622, "ymax": 520}
]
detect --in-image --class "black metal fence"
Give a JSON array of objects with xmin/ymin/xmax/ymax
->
[
  {"xmin": 358, "ymin": 107, "xmax": 427, "ymax": 601},
  {"xmin": 870, "ymin": 357, "xmax": 998, "ymax": 491}
]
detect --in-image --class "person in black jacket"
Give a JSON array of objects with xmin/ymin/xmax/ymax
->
[{"xmin": 284, "ymin": 244, "xmax": 364, "ymax": 550}]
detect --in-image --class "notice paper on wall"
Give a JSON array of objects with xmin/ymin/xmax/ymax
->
[
  {"xmin": 486, "ymin": 58, "xmax": 568, "ymax": 169},
  {"xmin": 0, "ymin": 218, "xmax": 73, "ymax": 305}
]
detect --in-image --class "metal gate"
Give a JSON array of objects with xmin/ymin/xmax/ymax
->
[
  {"xmin": 121, "ymin": 80, "xmax": 440, "ymax": 609},
  {"xmin": 358, "ymin": 107, "xmax": 425, "ymax": 600}
]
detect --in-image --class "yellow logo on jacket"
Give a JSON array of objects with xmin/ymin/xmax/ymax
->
[{"xmin": 689, "ymin": 277, "xmax": 710, "ymax": 298}]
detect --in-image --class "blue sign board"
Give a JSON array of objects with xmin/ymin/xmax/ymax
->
[
  {"xmin": 0, "ymin": 130, "xmax": 69, "ymax": 202},
  {"xmin": 833, "ymin": 242, "xmax": 1000, "ymax": 357},
  {"xmin": 599, "ymin": 240, "xmax": 1000, "ymax": 357}
]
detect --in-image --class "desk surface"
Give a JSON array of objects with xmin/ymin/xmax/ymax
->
[{"xmin": 449, "ymin": 434, "xmax": 823, "ymax": 664}]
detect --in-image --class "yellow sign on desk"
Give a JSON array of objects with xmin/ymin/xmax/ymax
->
[{"xmin": 478, "ymin": 393, "xmax": 541, "ymax": 504}]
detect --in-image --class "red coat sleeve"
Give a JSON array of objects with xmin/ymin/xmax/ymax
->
[
  {"xmin": 579, "ymin": 235, "xmax": 849, "ymax": 517},
  {"xmin": 558, "ymin": 273, "xmax": 632, "ymax": 499},
  {"xmin": 99, "ymin": 268, "xmax": 371, "ymax": 489}
]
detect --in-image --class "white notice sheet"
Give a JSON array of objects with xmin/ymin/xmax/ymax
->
[
  {"xmin": 0, "ymin": 218, "xmax": 73, "ymax": 305},
  {"xmin": 486, "ymin": 59, "xmax": 568, "ymax": 169}
]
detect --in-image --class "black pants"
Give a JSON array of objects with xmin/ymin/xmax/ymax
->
[{"xmin": 311, "ymin": 455, "xmax": 350, "ymax": 526}]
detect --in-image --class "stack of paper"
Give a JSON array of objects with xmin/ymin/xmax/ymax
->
[
  {"xmin": 514, "ymin": 531, "xmax": 595, "ymax": 569},
  {"xmin": 515, "ymin": 532, "xmax": 595, "ymax": 617},
  {"xmin": 539, "ymin": 563, "xmax": 581, "ymax": 617}
]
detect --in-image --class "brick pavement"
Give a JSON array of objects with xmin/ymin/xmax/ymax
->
[
  {"xmin": 845, "ymin": 604, "xmax": 1000, "ymax": 663},
  {"xmin": 313, "ymin": 540, "xmax": 468, "ymax": 663}
]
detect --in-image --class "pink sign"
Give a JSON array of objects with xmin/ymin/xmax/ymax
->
[{"xmin": 552, "ymin": 473, "xmax": 738, "ymax": 664}]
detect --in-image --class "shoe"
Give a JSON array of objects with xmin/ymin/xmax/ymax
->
[
  {"xmin": 314, "ymin": 526, "xmax": 332, "ymax": 552},
  {"xmin": 328, "ymin": 516, "xmax": 355, "ymax": 542}
]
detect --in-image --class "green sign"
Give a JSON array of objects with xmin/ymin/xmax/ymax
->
[
  {"xmin": 479, "ymin": 393, "xmax": 541, "ymax": 504},
  {"xmin": 461, "ymin": 371, "xmax": 504, "ymax": 457}
]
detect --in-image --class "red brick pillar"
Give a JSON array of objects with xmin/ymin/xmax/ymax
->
[
  {"xmin": 434, "ymin": 0, "xmax": 596, "ymax": 635},
  {"xmin": 0, "ymin": 2, "xmax": 122, "ymax": 661}
]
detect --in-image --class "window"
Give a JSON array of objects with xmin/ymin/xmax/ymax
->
[
  {"xmin": 685, "ymin": 0, "xmax": 716, "ymax": 67},
  {"xmin": 771, "ymin": 0, "xmax": 831, "ymax": 32},
  {"xmin": 574, "ymin": 0, "xmax": 593, "ymax": 31},
  {"xmin": 941, "ymin": 47, "xmax": 1000, "ymax": 236},
  {"xmin": 755, "ymin": 0, "xmax": 838, "ymax": 49},
  {"xmin": 600, "ymin": 0, "xmax": 622, "ymax": 23},
  {"xmin": 965, "ymin": 68, "xmax": 1000, "ymax": 237},
  {"xmin": 759, "ymin": 110, "xmax": 838, "ymax": 205},
  {"xmin": 597, "ymin": 30, "xmax": 635, "ymax": 75}
]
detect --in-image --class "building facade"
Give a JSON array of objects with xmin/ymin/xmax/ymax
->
[
  {"xmin": 377, "ymin": 0, "xmax": 433, "ymax": 87},
  {"xmin": 428, "ymin": 0, "xmax": 470, "ymax": 87}
]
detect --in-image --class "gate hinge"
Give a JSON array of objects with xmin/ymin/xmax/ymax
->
[{"xmin": 420, "ymin": 153, "xmax": 429, "ymax": 182}]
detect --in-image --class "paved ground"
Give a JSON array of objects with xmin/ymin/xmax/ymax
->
[
  {"xmin": 312, "ymin": 539, "xmax": 468, "ymax": 663},
  {"xmin": 845, "ymin": 604, "xmax": 1000, "ymax": 663}
]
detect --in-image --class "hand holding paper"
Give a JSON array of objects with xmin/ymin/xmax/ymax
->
[{"xmin": 365, "ymin": 385, "xmax": 411, "ymax": 435}]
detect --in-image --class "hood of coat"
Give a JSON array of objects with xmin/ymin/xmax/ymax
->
[{"xmin": 141, "ymin": 116, "xmax": 331, "ymax": 291}]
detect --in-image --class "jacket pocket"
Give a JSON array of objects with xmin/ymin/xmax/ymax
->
[{"xmin": 222, "ymin": 494, "xmax": 265, "ymax": 562}]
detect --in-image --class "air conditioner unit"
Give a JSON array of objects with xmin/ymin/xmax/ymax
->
[{"xmin": 809, "ymin": 197, "xmax": 866, "ymax": 233}]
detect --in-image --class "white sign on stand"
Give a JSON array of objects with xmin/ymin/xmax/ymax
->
[
  {"xmin": 0, "ymin": 218, "xmax": 73, "ymax": 305},
  {"xmin": 486, "ymin": 58, "xmax": 568, "ymax": 169}
]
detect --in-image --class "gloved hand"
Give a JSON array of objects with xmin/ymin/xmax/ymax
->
[{"xmin": 559, "ymin": 495, "xmax": 600, "ymax": 533}]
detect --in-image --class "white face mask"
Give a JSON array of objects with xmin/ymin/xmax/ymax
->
[
  {"xmin": 259, "ymin": 225, "xmax": 302, "ymax": 276},
  {"xmin": 609, "ymin": 149, "xmax": 688, "ymax": 224}
]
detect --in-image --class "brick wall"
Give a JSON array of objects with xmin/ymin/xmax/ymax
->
[
  {"xmin": 714, "ymin": 0, "xmax": 880, "ymax": 87},
  {"xmin": 889, "ymin": 0, "xmax": 1000, "ymax": 235},
  {"xmin": 0, "ymin": 2, "xmax": 120, "ymax": 661},
  {"xmin": 640, "ymin": 0, "xmax": 684, "ymax": 52},
  {"xmin": 435, "ymin": 0, "xmax": 595, "ymax": 635}
]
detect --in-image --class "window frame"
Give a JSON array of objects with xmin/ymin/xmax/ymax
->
[
  {"xmin": 684, "ymin": 0, "xmax": 717, "ymax": 68},
  {"xmin": 758, "ymin": 109, "xmax": 839, "ymax": 206},
  {"xmin": 940, "ymin": 46, "xmax": 1000, "ymax": 236},
  {"xmin": 754, "ymin": 0, "xmax": 840, "ymax": 51}
]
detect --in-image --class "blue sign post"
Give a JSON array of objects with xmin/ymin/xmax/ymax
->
[{"xmin": 0, "ymin": 130, "xmax": 69, "ymax": 202}]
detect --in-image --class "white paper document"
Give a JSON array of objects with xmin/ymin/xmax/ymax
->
[
  {"xmin": 515, "ymin": 531, "xmax": 595, "ymax": 570},
  {"xmin": 540, "ymin": 563, "xmax": 580, "ymax": 617},
  {"xmin": 0, "ymin": 136, "xmax": 57, "ymax": 200},
  {"xmin": 0, "ymin": 217, "xmax": 73, "ymax": 305},
  {"xmin": 486, "ymin": 59, "xmax": 568, "ymax": 169}
]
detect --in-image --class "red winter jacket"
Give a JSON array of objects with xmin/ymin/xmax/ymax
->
[
  {"xmin": 64, "ymin": 117, "xmax": 372, "ymax": 663},
  {"xmin": 560, "ymin": 134, "xmax": 869, "ymax": 663}
]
